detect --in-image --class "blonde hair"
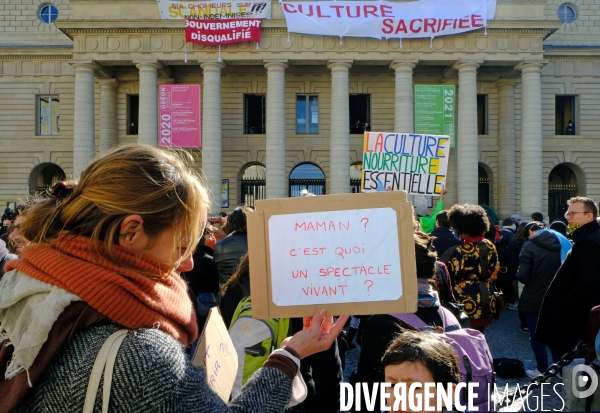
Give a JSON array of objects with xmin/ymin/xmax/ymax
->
[{"xmin": 20, "ymin": 144, "xmax": 209, "ymax": 277}]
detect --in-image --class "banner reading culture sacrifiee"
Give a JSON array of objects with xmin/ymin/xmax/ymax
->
[
  {"xmin": 283, "ymin": 0, "xmax": 496, "ymax": 39},
  {"xmin": 157, "ymin": 0, "xmax": 271, "ymax": 19}
]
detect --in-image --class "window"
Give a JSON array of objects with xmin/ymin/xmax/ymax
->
[
  {"xmin": 244, "ymin": 94, "xmax": 266, "ymax": 134},
  {"xmin": 296, "ymin": 94, "xmax": 318, "ymax": 134},
  {"xmin": 555, "ymin": 95, "xmax": 576, "ymax": 135},
  {"xmin": 289, "ymin": 163, "xmax": 325, "ymax": 196},
  {"xmin": 37, "ymin": 95, "xmax": 60, "ymax": 135},
  {"xmin": 240, "ymin": 164, "xmax": 266, "ymax": 208},
  {"xmin": 350, "ymin": 163, "xmax": 362, "ymax": 193},
  {"xmin": 349, "ymin": 94, "xmax": 371, "ymax": 134},
  {"xmin": 477, "ymin": 94, "xmax": 488, "ymax": 135},
  {"xmin": 38, "ymin": 5, "xmax": 59, "ymax": 24},
  {"xmin": 558, "ymin": 4, "xmax": 576, "ymax": 23},
  {"xmin": 127, "ymin": 95, "xmax": 139, "ymax": 135}
]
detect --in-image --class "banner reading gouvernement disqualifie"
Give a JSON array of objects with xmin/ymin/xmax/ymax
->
[
  {"xmin": 361, "ymin": 132, "xmax": 450, "ymax": 196},
  {"xmin": 157, "ymin": 0, "xmax": 271, "ymax": 19},
  {"xmin": 186, "ymin": 19, "xmax": 262, "ymax": 45},
  {"xmin": 282, "ymin": 0, "xmax": 495, "ymax": 39}
]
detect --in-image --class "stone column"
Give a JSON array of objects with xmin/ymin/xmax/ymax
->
[
  {"xmin": 496, "ymin": 79, "xmax": 518, "ymax": 218},
  {"xmin": 136, "ymin": 62, "xmax": 159, "ymax": 146},
  {"xmin": 456, "ymin": 62, "xmax": 480, "ymax": 205},
  {"xmin": 264, "ymin": 61, "xmax": 288, "ymax": 199},
  {"xmin": 98, "ymin": 79, "xmax": 118, "ymax": 156},
  {"xmin": 201, "ymin": 62, "xmax": 225, "ymax": 213},
  {"xmin": 391, "ymin": 61, "xmax": 417, "ymax": 132},
  {"xmin": 72, "ymin": 63, "xmax": 96, "ymax": 177},
  {"xmin": 518, "ymin": 62, "xmax": 545, "ymax": 217},
  {"xmin": 328, "ymin": 61, "xmax": 352, "ymax": 194}
]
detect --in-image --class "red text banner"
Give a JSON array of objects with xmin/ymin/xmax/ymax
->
[
  {"xmin": 186, "ymin": 18, "xmax": 262, "ymax": 45},
  {"xmin": 282, "ymin": 0, "xmax": 496, "ymax": 39},
  {"xmin": 159, "ymin": 84, "xmax": 201, "ymax": 148}
]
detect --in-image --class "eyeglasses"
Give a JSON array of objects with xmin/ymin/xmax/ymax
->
[{"xmin": 565, "ymin": 211, "xmax": 589, "ymax": 218}]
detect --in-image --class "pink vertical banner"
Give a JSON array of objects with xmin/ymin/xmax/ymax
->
[{"xmin": 159, "ymin": 84, "xmax": 202, "ymax": 148}]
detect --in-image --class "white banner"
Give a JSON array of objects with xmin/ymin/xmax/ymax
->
[
  {"xmin": 282, "ymin": 0, "xmax": 496, "ymax": 39},
  {"xmin": 157, "ymin": 0, "xmax": 271, "ymax": 20}
]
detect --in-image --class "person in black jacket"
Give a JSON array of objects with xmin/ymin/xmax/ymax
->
[
  {"xmin": 213, "ymin": 206, "xmax": 251, "ymax": 286},
  {"xmin": 537, "ymin": 197, "xmax": 600, "ymax": 356},
  {"xmin": 182, "ymin": 225, "xmax": 220, "ymax": 333},
  {"xmin": 429, "ymin": 210, "xmax": 461, "ymax": 257},
  {"xmin": 516, "ymin": 221, "xmax": 563, "ymax": 379}
]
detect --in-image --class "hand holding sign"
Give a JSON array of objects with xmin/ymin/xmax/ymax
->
[{"xmin": 283, "ymin": 310, "xmax": 349, "ymax": 359}]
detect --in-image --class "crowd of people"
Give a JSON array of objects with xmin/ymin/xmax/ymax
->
[{"xmin": 0, "ymin": 143, "xmax": 599, "ymax": 412}]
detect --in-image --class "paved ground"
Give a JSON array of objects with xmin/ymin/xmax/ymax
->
[{"xmin": 342, "ymin": 309, "xmax": 567, "ymax": 411}]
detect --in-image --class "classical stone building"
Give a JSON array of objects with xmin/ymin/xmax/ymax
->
[{"xmin": 0, "ymin": 0, "xmax": 598, "ymax": 221}]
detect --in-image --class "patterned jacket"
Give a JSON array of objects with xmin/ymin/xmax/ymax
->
[
  {"xmin": 14, "ymin": 322, "xmax": 292, "ymax": 412},
  {"xmin": 445, "ymin": 239, "xmax": 498, "ymax": 321}
]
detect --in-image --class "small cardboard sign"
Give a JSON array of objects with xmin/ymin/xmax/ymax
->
[
  {"xmin": 192, "ymin": 307, "xmax": 238, "ymax": 402},
  {"xmin": 247, "ymin": 191, "xmax": 418, "ymax": 318}
]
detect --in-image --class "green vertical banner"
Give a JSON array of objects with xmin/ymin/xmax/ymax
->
[{"xmin": 414, "ymin": 84, "xmax": 456, "ymax": 148}]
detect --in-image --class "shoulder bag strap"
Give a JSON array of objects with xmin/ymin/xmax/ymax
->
[
  {"xmin": 389, "ymin": 313, "xmax": 432, "ymax": 331},
  {"xmin": 83, "ymin": 329, "xmax": 129, "ymax": 413}
]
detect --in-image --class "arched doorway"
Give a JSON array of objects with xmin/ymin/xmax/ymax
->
[
  {"xmin": 289, "ymin": 163, "xmax": 325, "ymax": 197},
  {"xmin": 240, "ymin": 164, "xmax": 266, "ymax": 208},
  {"xmin": 478, "ymin": 165, "xmax": 490, "ymax": 206},
  {"xmin": 548, "ymin": 164, "xmax": 578, "ymax": 222},
  {"xmin": 350, "ymin": 162, "xmax": 362, "ymax": 193},
  {"xmin": 28, "ymin": 162, "xmax": 66, "ymax": 195}
]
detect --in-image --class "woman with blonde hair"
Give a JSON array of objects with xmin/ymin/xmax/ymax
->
[{"xmin": 0, "ymin": 144, "xmax": 346, "ymax": 412}]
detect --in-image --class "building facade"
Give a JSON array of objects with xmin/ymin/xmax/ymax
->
[{"xmin": 0, "ymin": 0, "xmax": 598, "ymax": 221}]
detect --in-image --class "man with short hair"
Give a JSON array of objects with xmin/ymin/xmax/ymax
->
[
  {"xmin": 429, "ymin": 210, "xmax": 461, "ymax": 257},
  {"xmin": 531, "ymin": 212, "xmax": 544, "ymax": 223},
  {"xmin": 537, "ymin": 197, "xmax": 600, "ymax": 355}
]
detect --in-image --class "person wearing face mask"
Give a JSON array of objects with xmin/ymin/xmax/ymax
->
[{"xmin": 536, "ymin": 197, "xmax": 600, "ymax": 356}]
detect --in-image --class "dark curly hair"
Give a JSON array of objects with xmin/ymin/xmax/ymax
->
[{"xmin": 447, "ymin": 204, "xmax": 489, "ymax": 238}]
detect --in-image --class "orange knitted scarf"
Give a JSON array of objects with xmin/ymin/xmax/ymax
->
[{"xmin": 5, "ymin": 235, "xmax": 198, "ymax": 346}]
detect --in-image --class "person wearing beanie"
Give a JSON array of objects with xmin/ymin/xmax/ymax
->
[
  {"xmin": 549, "ymin": 220, "xmax": 568, "ymax": 237},
  {"xmin": 511, "ymin": 215, "xmax": 522, "ymax": 225}
]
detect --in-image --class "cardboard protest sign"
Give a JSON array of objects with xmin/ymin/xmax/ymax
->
[
  {"xmin": 361, "ymin": 132, "xmax": 450, "ymax": 196},
  {"xmin": 193, "ymin": 307, "xmax": 238, "ymax": 402},
  {"xmin": 247, "ymin": 191, "xmax": 417, "ymax": 318}
]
